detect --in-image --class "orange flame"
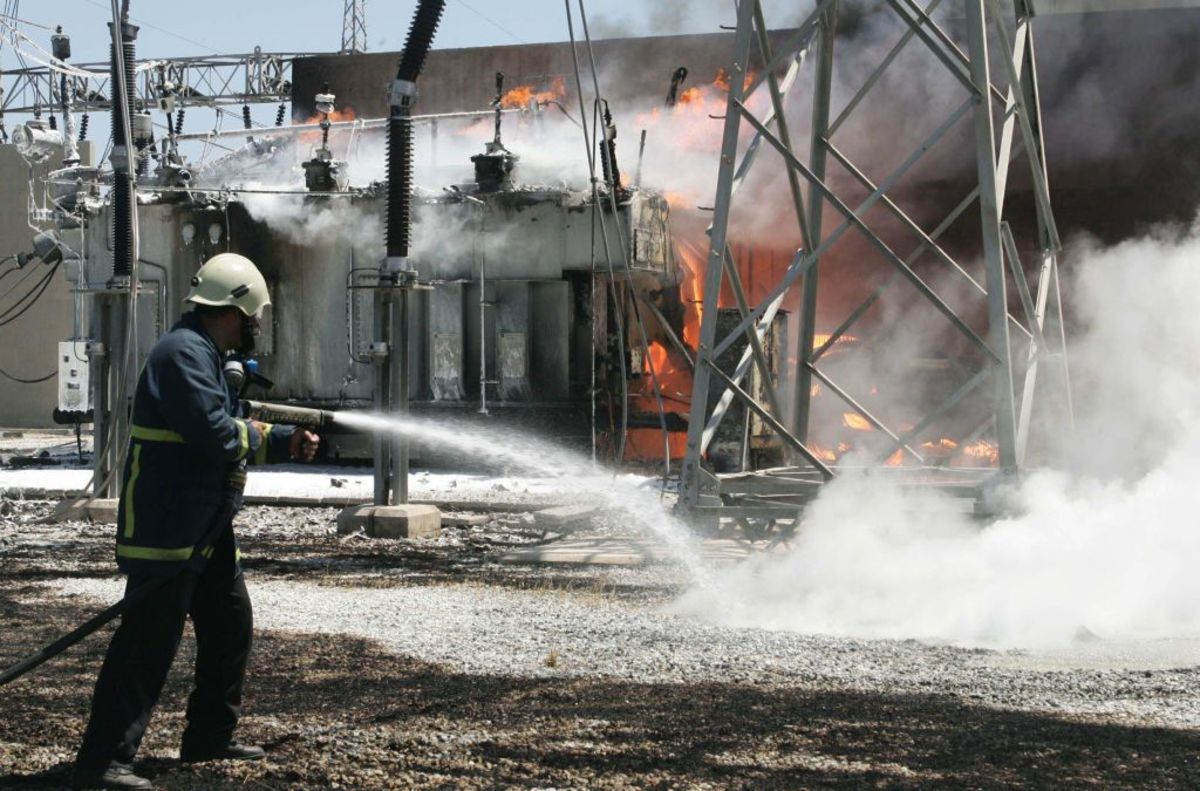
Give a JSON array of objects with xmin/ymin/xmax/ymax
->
[
  {"xmin": 300, "ymin": 106, "xmax": 358, "ymax": 126},
  {"xmin": 500, "ymin": 77, "xmax": 566, "ymax": 110},
  {"xmin": 675, "ymin": 240, "xmax": 706, "ymax": 349},
  {"xmin": 961, "ymin": 439, "xmax": 1000, "ymax": 465},
  {"xmin": 713, "ymin": 67, "xmax": 758, "ymax": 93},
  {"xmin": 625, "ymin": 340, "xmax": 692, "ymax": 463},
  {"xmin": 809, "ymin": 443, "xmax": 838, "ymax": 463},
  {"xmin": 842, "ymin": 413, "xmax": 873, "ymax": 432}
]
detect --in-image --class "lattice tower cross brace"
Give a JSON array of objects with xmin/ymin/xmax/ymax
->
[
  {"xmin": 342, "ymin": 0, "xmax": 368, "ymax": 54},
  {"xmin": 679, "ymin": 0, "xmax": 1072, "ymax": 509}
]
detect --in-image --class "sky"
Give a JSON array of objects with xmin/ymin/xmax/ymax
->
[
  {"xmin": 3, "ymin": 1, "xmax": 741, "ymax": 63},
  {"xmin": 0, "ymin": 0, "xmax": 765, "ymax": 158}
]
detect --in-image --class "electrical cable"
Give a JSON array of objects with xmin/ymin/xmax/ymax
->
[
  {"xmin": 0, "ymin": 361, "xmax": 55, "ymax": 383},
  {"xmin": 565, "ymin": 1, "xmax": 628, "ymax": 468},
  {"xmin": 0, "ymin": 11, "xmax": 52, "ymax": 31},
  {"xmin": 453, "ymin": 0, "xmax": 528, "ymax": 44},
  {"xmin": 0, "ymin": 256, "xmax": 44, "ymax": 303},
  {"xmin": 579, "ymin": 9, "xmax": 674, "ymax": 484},
  {"xmin": 77, "ymin": 0, "xmax": 221, "ymax": 55},
  {"xmin": 0, "ymin": 261, "xmax": 60, "ymax": 327}
]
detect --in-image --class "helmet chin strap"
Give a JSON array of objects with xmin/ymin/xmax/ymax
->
[{"xmin": 238, "ymin": 313, "xmax": 259, "ymax": 354}]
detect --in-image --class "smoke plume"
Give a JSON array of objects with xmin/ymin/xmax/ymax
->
[{"xmin": 675, "ymin": 218, "xmax": 1200, "ymax": 649}]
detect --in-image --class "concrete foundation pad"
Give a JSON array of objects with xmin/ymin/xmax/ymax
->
[
  {"xmin": 441, "ymin": 512, "xmax": 491, "ymax": 527},
  {"xmin": 532, "ymin": 504, "xmax": 598, "ymax": 530},
  {"xmin": 337, "ymin": 503, "xmax": 442, "ymax": 539},
  {"xmin": 46, "ymin": 497, "xmax": 118, "ymax": 524},
  {"xmin": 500, "ymin": 537, "xmax": 786, "ymax": 566}
]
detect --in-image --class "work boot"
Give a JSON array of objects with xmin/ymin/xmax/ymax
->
[
  {"xmin": 70, "ymin": 760, "xmax": 153, "ymax": 789},
  {"xmin": 179, "ymin": 739, "xmax": 265, "ymax": 764}
]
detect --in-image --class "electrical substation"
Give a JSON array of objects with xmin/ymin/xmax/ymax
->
[{"xmin": 3, "ymin": 1, "xmax": 1200, "ymax": 787}]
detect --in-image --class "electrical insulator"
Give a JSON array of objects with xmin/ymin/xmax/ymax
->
[
  {"xmin": 51, "ymin": 26, "xmax": 71, "ymax": 61},
  {"xmin": 78, "ymin": 113, "xmax": 89, "ymax": 141},
  {"xmin": 175, "ymin": 107, "xmax": 185, "ymax": 133},
  {"xmin": 275, "ymin": 103, "xmax": 286, "ymax": 127},
  {"xmin": 132, "ymin": 112, "xmax": 154, "ymax": 147},
  {"xmin": 242, "ymin": 104, "xmax": 252, "ymax": 130}
]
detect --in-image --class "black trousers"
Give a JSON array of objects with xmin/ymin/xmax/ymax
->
[{"xmin": 75, "ymin": 528, "xmax": 252, "ymax": 771}]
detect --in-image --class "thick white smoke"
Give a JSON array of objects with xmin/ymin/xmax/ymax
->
[{"xmin": 675, "ymin": 219, "xmax": 1200, "ymax": 649}]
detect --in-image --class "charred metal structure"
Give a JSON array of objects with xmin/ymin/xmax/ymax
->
[{"xmin": 679, "ymin": 0, "xmax": 1075, "ymax": 523}]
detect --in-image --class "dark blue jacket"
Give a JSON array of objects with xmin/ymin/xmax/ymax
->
[{"xmin": 115, "ymin": 312, "xmax": 293, "ymax": 576}]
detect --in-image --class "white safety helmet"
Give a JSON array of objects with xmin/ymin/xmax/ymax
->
[{"xmin": 185, "ymin": 253, "xmax": 271, "ymax": 317}]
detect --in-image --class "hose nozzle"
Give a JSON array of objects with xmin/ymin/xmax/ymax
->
[{"xmin": 243, "ymin": 400, "xmax": 335, "ymax": 429}]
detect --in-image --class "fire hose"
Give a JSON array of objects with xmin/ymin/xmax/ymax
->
[{"xmin": 0, "ymin": 402, "xmax": 336, "ymax": 689}]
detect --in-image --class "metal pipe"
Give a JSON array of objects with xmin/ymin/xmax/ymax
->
[{"xmin": 171, "ymin": 109, "xmax": 518, "ymax": 143}]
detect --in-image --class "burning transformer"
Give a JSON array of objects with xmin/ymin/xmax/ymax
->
[{"xmin": 50, "ymin": 88, "xmax": 682, "ymax": 461}]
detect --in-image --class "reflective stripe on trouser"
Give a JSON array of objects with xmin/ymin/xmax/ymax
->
[
  {"xmin": 76, "ymin": 530, "xmax": 251, "ymax": 770},
  {"xmin": 116, "ymin": 544, "xmax": 216, "ymax": 561}
]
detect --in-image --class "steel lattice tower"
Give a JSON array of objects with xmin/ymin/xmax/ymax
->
[
  {"xmin": 678, "ymin": 0, "xmax": 1074, "ymax": 524},
  {"xmin": 341, "ymin": 0, "xmax": 367, "ymax": 54}
]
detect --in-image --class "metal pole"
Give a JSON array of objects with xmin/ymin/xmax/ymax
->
[
  {"xmin": 372, "ymin": 292, "xmax": 391, "ymax": 505},
  {"xmin": 964, "ymin": 0, "xmax": 1018, "ymax": 471},
  {"xmin": 793, "ymin": 2, "xmax": 836, "ymax": 442},
  {"xmin": 389, "ymin": 290, "xmax": 409, "ymax": 504},
  {"xmin": 680, "ymin": 0, "xmax": 756, "ymax": 508}
]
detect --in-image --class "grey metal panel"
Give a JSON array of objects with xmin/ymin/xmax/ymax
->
[
  {"xmin": 531, "ymin": 280, "xmax": 570, "ymax": 400},
  {"xmin": 494, "ymin": 281, "xmax": 531, "ymax": 400},
  {"xmin": 429, "ymin": 283, "xmax": 464, "ymax": 401}
]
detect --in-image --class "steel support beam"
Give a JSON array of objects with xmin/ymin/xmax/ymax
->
[
  {"xmin": 679, "ymin": 0, "xmax": 757, "ymax": 507},
  {"xmin": 677, "ymin": 0, "xmax": 1070, "ymax": 520},
  {"xmin": 964, "ymin": 0, "xmax": 1018, "ymax": 472}
]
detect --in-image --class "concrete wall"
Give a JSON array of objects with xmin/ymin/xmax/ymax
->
[
  {"xmin": 0, "ymin": 145, "xmax": 75, "ymax": 427},
  {"xmin": 292, "ymin": 12, "xmax": 1200, "ymax": 243},
  {"xmin": 291, "ymin": 30, "xmax": 788, "ymax": 120}
]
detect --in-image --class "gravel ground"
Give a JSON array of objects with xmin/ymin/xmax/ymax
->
[{"xmin": 3, "ymin": 498, "xmax": 1200, "ymax": 789}]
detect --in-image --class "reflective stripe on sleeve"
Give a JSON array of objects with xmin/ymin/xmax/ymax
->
[
  {"xmin": 253, "ymin": 422, "xmax": 273, "ymax": 465},
  {"xmin": 235, "ymin": 418, "xmax": 250, "ymax": 461},
  {"xmin": 122, "ymin": 444, "xmax": 142, "ymax": 539}
]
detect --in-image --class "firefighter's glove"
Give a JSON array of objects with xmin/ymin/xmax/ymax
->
[{"xmin": 289, "ymin": 429, "xmax": 320, "ymax": 462}]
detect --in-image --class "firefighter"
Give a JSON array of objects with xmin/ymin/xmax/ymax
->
[{"xmin": 71, "ymin": 254, "xmax": 320, "ymax": 790}]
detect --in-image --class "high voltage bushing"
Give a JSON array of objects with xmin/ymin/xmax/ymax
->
[
  {"xmin": 108, "ymin": 17, "xmax": 139, "ymax": 279},
  {"xmin": 385, "ymin": 112, "xmax": 414, "ymax": 258}
]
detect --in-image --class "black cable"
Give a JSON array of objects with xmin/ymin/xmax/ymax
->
[
  {"xmin": 0, "ymin": 260, "xmax": 21, "ymax": 288},
  {"xmin": 0, "ymin": 362, "xmax": 55, "ymax": 384},
  {"xmin": 0, "ymin": 258, "xmax": 44, "ymax": 304},
  {"xmin": 0, "ymin": 262, "xmax": 60, "ymax": 327},
  {"xmin": 0, "ymin": 263, "xmax": 57, "ymax": 323},
  {"xmin": 0, "ymin": 464, "xmax": 248, "ymax": 688}
]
